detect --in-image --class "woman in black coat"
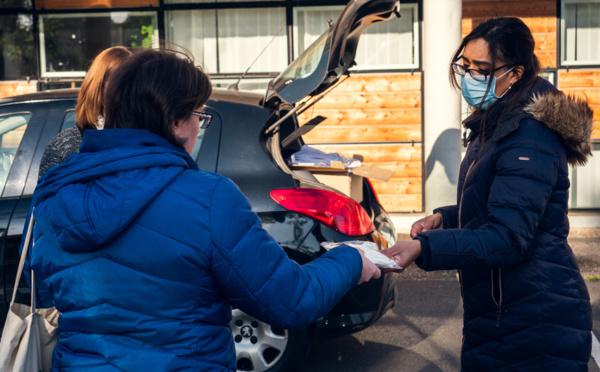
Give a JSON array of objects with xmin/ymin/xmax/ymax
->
[{"xmin": 385, "ymin": 17, "xmax": 593, "ymax": 371}]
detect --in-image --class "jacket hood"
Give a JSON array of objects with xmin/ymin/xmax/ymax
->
[
  {"xmin": 525, "ymin": 91, "xmax": 594, "ymax": 165},
  {"xmin": 33, "ymin": 128, "xmax": 197, "ymax": 253}
]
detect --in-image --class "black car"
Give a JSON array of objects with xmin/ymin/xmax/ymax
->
[{"xmin": 0, "ymin": 1, "xmax": 400, "ymax": 371}]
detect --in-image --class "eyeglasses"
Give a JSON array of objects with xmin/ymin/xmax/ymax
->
[
  {"xmin": 192, "ymin": 111, "xmax": 213, "ymax": 130},
  {"xmin": 452, "ymin": 62, "xmax": 511, "ymax": 82}
]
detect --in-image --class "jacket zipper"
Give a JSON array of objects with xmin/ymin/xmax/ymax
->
[
  {"xmin": 459, "ymin": 160, "xmax": 504, "ymax": 327},
  {"xmin": 491, "ymin": 268, "xmax": 503, "ymax": 327},
  {"xmin": 457, "ymin": 161, "xmax": 476, "ymax": 301}
]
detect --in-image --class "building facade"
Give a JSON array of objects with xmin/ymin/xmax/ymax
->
[{"xmin": 0, "ymin": 0, "xmax": 598, "ymax": 213}]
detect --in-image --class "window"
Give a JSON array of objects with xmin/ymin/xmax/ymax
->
[
  {"xmin": 0, "ymin": 14, "xmax": 35, "ymax": 80},
  {"xmin": 0, "ymin": 112, "xmax": 30, "ymax": 192},
  {"xmin": 561, "ymin": 0, "xmax": 600, "ymax": 65},
  {"xmin": 570, "ymin": 144, "xmax": 600, "ymax": 208},
  {"xmin": 39, "ymin": 12, "xmax": 158, "ymax": 78},
  {"xmin": 165, "ymin": 8, "xmax": 287, "ymax": 75},
  {"xmin": 293, "ymin": 4, "xmax": 419, "ymax": 70},
  {"xmin": 61, "ymin": 110, "xmax": 76, "ymax": 131},
  {"xmin": 0, "ymin": 0, "xmax": 31, "ymax": 8},
  {"xmin": 211, "ymin": 78, "xmax": 270, "ymax": 93}
]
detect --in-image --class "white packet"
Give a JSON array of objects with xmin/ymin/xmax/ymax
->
[{"xmin": 321, "ymin": 240, "xmax": 403, "ymax": 271}]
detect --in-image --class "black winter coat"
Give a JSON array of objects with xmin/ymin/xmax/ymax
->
[{"xmin": 416, "ymin": 80, "xmax": 593, "ymax": 371}]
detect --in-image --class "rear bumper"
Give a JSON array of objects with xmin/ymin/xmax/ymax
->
[{"xmin": 315, "ymin": 271, "xmax": 397, "ymax": 336}]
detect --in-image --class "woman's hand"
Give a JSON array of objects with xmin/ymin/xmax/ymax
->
[
  {"xmin": 357, "ymin": 249, "xmax": 382, "ymax": 284},
  {"xmin": 382, "ymin": 240, "xmax": 422, "ymax": 269},
  {"xmin": 410, "ymin": 212, "xmax": 443, "ymax": 238}
]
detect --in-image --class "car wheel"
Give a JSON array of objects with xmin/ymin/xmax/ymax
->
[{"xmin": 230, "ymin": 309, "xmax": 310, "ymax": 372}]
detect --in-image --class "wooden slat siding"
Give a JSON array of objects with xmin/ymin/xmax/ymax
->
[
  {"xmin": 36, "ymin": 0, "xmax": 157, "ymax": 8},
  {"xmin": 312, "ymin": 144, "xmax": 422, "ymax": 213},
  {"xmin": 0, "ymin": 81, "xmax": 37, "ymax": 99},
  {"xmin": 300, "ymin": 73, "xmax": 422, "ymax": 143},
  {"xmin": 462, "ymin": 0, "xmax": 557, "ymax": 69},
  {"xmin": 558, "ymin": 70, "xmax": 600, "ymax": 140}
]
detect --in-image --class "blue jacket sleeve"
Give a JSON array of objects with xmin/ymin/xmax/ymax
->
[
  {"xmin": 433, "ymin": 205, "xmax": 459, "ymax": 229},
  {"xmin": 417, "ymin": 139, "xmax": 559, "ymax": 271},
  {"xmin": 208, "ymin": 177, "xmax": 362, "ymax": 329}
]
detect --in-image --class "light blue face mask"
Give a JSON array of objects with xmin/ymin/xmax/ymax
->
[{"xmin": 461, "ymin": 67, "xmax": 514, "ymax": 109}]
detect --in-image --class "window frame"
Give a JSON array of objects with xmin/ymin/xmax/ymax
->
[
  {"xmin": 560, "ymin": 0, "xmax": 600, "ymax": 67},
  {"xmin": 292, "ymin": 3, "xmax": 420, "ymax": 71},
  {"xmin": 38, "ymin": 10, "xmax": 159, "ymax": 78}
]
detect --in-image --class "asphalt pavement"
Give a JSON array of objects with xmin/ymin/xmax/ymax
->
[{"xmin": 303, "ymin": 230, "xmax": 600, "ymax": 371}]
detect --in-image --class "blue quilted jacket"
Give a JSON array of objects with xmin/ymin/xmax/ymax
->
[
  {"xmin": 416, "ymin": 80, "xmax": 593, "ymax": 371},
  {"xmin": 30, "ymin": 128, "xmax": 362, "ymax": 371}
]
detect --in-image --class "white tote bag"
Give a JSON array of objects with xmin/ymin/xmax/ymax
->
[{"xmin": 0, "ymin": 212, "xmax": 59, "ymax": 372}]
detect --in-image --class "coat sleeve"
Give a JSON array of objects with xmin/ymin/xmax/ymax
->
[
  {"xmin": 433, "ymin": 205, "xmax": 459, "ymax": 229},
  {"xmin": 208, "ymin": 177, "xmax": 362, "ymax": 329},
  {"xmin": 416, "ymin": 139, "xmax": 559, "ymax": 271}
]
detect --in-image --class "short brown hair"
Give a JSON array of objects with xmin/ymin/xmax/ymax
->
[
  {"xmin": 75, "ymin": 46, "xmax": 133, "ymax": 130},
  {"xmin": 103, "ymin": 49, "xmax": 212, "ymax": 147}
]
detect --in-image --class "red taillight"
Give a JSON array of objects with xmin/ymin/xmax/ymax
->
[{"xmin": 270, "ymin": 188, "xmax": 375, "ymax": 236}]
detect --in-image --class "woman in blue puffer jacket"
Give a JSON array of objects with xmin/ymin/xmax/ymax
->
[
  {"xmin": 385, "ymin": 18, "xmax": 593, "ymax": 371},
  {"xmin": 29, "ymin": 49, "xmax": 381, "ymax": 371}
]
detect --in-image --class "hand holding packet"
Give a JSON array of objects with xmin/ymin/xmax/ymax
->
[{"xmin": 321, "ymin": 241, "xmax": 403, "ymax": 272}]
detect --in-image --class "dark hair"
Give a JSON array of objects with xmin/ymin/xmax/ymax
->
[
  {"xmin": 449, "ymin": 17, "xmax": 541, "ymax": 144},
  {"xmin": 103, "ymin": 49, "xmax": 212, "ymax": 146}
]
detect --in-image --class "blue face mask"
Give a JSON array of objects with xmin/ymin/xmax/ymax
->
[{"xmin": 461, "ymin": 67, "xmax": 514, "ymax": 109}]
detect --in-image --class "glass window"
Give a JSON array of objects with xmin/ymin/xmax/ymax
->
[
  {"xmin": 0, "ymin": 0, "xmax": 31, "ymax": 7},
  {"xmin": 569, "ymin": 143, "xmax": 600, "ymax": 208},
  {"xmin": 61, "ymin": 110, "xmax": 76, "ymax": 131},
  {"xmin": 561, "ymin": 0, "xmax": 600, "ymax": 65},
  {"xmin": 39, "ymin": 12, "xmax": 158, "ymax": 78},
  {"xmin": 165, "ymin": 8, "xmax": 287, "ymax": 74},
  {"xmin": 211, "ymin": 78, "xmax": 270, "ymax": 93},
  {"xmin": 0, "ymin": 14, "xmax": 35, "ymax": 80},
  {"xmin": 0, "ymin": 112, "xmax": 30, "ymax": 191},
  {"xmin": 293, "ymin": 4, "xmax": 419, "ymax": 70}
]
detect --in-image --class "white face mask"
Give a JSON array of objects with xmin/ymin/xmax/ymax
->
[{"xmin": 96, "ymin": 115, "xmax": 105, "ymax": 130}]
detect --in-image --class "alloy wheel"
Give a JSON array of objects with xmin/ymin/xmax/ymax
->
[{"xmin": 230, "ymin": 309, "xmax": 289, "ymax": 371}]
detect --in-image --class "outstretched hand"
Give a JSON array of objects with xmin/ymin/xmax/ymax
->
[
  {"xmin": 410, "ymin": 213, "xmax": 443, "ymax": 238},
  {"xmin": 382, "ymin": 240, "xmax": 422, "ymax": 269}
]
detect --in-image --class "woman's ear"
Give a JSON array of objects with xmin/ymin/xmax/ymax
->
[{"xmin": 511, "ymin": 66, "xmax": 525, "ymax": 84}]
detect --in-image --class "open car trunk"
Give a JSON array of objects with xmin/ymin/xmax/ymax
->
[{"xmin": 263, "ymin": 0, "xmax": 401, "ymax": 204}]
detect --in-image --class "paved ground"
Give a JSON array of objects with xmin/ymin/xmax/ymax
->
[{"xmin": 302, "ymin": 230, "xmax": 600, "ymax": 371}]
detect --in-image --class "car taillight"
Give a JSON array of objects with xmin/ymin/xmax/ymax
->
[{"xmin": 270, "ymin": 188, "xmax": 375, "ymax": 237}]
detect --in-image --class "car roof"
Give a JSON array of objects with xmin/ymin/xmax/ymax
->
[{"xmin": 0, "ymin": 88, "xmax": 265, "ymax": 107}]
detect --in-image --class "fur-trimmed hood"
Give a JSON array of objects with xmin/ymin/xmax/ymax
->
[{"xmin": 525, "ymin": 92, "xmax": 594, "ymax": 165}]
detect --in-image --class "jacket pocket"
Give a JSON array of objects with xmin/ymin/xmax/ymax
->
[{"xmin": 490, "ymin": 268, "xmax": 503, "ymax": 327}]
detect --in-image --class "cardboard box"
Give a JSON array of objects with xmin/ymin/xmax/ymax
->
[
  {"xmin": 312, "ymin": 172, "xmax": 364, "ymax": 202},
  {"xmin": 290, "ymin": 155, "xmax": 393, "ymax": 202}
]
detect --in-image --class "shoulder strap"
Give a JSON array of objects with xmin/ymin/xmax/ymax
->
[{"xmin": 10, "ymin": 209, "xmax": 35, "ymax": 307}]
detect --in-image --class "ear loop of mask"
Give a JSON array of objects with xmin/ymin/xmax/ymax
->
[{"xmin": 494, "ymin": 67, "xmax": 515, "ymax": 99}]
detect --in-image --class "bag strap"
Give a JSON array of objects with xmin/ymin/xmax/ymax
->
[{"xmin": 10, "ymin": 209, "xmax": 35, "ymax": 308}]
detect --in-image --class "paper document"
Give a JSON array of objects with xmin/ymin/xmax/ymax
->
[{"xmin": 321, "ymin": 241, "xmax": 403, "ymax": 271}]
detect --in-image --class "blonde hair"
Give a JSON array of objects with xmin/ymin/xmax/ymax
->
[{"xmin": 75, "ymin": 46, "xmax": 133, "ymax": 130}]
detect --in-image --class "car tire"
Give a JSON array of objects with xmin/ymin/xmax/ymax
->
[{"xmin": 231, "ymin": 309, "xmax": 310, "ymax": 372}]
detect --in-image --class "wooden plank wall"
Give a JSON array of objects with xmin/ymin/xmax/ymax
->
[
  {"xmin": 558, "ymin": 70, "xmax": 600, "ymax": 140},
  {"xmin": 0, "ymin": 81, "xmax": 37, "ymax": 100},
  {"xmin": 36, "ymin": 0, "xmax": 157, "ymax": 8},
  {"xmin": 462, "ymin": 0, "xmax": 557, "ymax": 68},
  {"xmin": 300, "ymin": 73, "xmax": 423, "ymax": 213}
]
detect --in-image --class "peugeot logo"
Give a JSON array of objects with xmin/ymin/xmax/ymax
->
[{"xmin": 241, "ymin": 325, "xmax": 253, "ymax": 338}]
